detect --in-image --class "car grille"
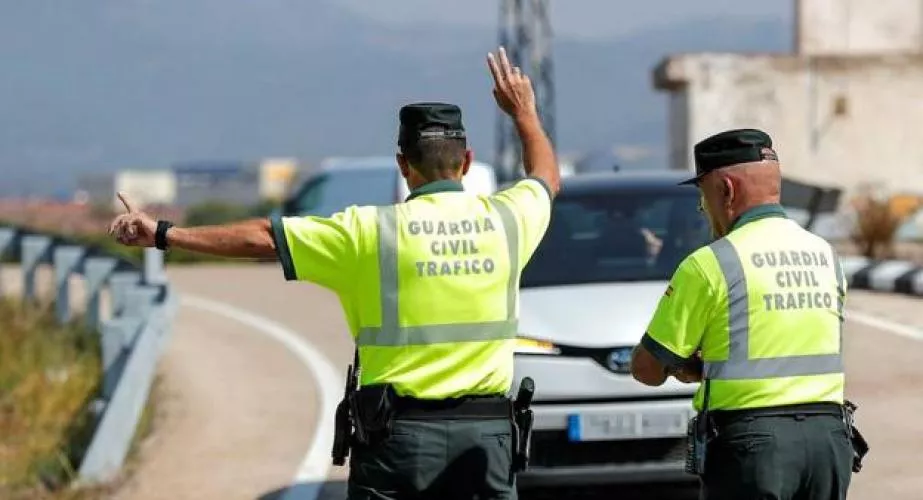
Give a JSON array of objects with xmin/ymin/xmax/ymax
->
[{"xmin": 529, "ymin": 431, "xmax": 686, "ymax": 468}]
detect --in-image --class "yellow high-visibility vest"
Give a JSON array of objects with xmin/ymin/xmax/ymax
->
[
  {"xmin": 644, "ymin": 205, "xmax": 846, "ymax": 411},
  {"xmin": 273, "ymin": 178, "xmax": 552, "ymax": 399}
]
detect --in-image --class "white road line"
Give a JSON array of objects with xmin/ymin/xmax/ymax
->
[
  {"xmin": 847, "ymin": 310, "xmax": 923, "ymax": 342},
  {"xmin": 182, "ymin": 295, "xmax": 344, "ymax": 500}
]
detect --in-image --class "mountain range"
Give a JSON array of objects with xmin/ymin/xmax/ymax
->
[{"xmin": 0, "ymin": 1, "xmax": 789, "ymax": 197}]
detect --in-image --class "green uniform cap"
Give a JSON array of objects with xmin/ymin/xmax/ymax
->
[
  {"xmin": 680, "ymin": 128, "xmax": 778, "ymax": 185},
  {"xmin": 398, "ymin": 102, "xmax": 467, "ymax": 148}
]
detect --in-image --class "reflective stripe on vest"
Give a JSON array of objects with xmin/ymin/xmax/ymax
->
[
  {"xmin": 703, "ymin": 238, "xmax": 845, "ymax": 380},
  {"xmin": 355, "ymin": 202, "xmax": 520, "ymax": 347}
]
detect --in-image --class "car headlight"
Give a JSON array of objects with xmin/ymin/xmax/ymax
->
[
  {"xmin": 514, "ymin": 336, "xmax": 560, "ymax": 355},
  {"xmin": 601, "ymin": 346, "xmax": 634, "ymax": 374}
]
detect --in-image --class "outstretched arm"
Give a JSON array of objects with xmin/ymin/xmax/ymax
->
[
  {"xmin": 108, "ymin": 192, "xmax": 276, "ymax": 259},
  {"xmin": 163, "ymin": 219, "xmax": 276, "ymax": 258}
]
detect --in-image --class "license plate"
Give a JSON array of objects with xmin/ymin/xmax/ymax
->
[{"xmin": 567, "ymin": 409, "xmax": 690, "ymax": 442}]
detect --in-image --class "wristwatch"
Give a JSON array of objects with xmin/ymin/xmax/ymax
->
[{"xmin": 155, "ymin": 220, "xmax": 175, "ymax": 251}]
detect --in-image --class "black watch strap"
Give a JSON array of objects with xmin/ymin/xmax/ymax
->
[{"xmin": 155, "ymin": 220, "xmax": 175, "ymax": 250}]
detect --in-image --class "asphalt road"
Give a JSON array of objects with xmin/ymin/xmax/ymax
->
[{"xmin": 97, "ymin": 264, "xmax": 923, "ymax": 500}]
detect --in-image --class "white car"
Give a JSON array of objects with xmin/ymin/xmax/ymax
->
[{"xmin": 512, "ymin": 170, "xmax": 712, "ymax": 488}]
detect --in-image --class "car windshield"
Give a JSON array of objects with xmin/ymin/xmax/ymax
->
[
  {"xmin": 520, "ymin": 187, "xmax": 711, "ymax": 288},
  {"xmin": 287, "ymin": 167, "xmax": 397, "ymax": 216}
]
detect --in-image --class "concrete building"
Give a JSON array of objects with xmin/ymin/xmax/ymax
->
[
  {"xmin": 173, "ymin": 159, "xmax": 299, "ymax": 207},
  {"xmin": 653, "ymin": 0, "xmax": 923, "ymax": 201},
  {"xmin": 75, "ymin": 159, "xmax": 300, "ymax": 210},
  {"xmin": 76, "ymin": 170, "xmax": 177, "ymax": 210},
  {"xmin": 258, "ymin": 158, "xmax": 299, "ymax": 202},
  {"xmin": 172, "ymin": 161, "xmax": 259, "ymax": 207}
]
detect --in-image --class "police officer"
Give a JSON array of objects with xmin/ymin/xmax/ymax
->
[
  {"xmin": 629, "ymin": 129, "xmax": 863, "ymax": 500},
  {"xmin": 108, "ymin": 46, "xmax": 559, "ymax": 500}
]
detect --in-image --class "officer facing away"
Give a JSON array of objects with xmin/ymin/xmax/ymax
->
[
  {"xmin": 629, "ymin": 129, "xmax": 867, "ymax": 500},
  {"xmin": 108, "ymin": 46, "xmax": 559, "ymax": 500}
]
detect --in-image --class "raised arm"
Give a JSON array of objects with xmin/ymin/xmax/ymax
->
[
  {"xmin": 108, "ymin": 192, "xmax": 276, "ymax": 258},
  {"xmin": 487, "ymin": 47, "xmax": 560, "ymax": 197}
]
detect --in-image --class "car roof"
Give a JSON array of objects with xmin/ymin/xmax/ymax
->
[
  {"xmin": 318, "ymin": 156, "xmax": 397, "ymax": 171},
  {"xmin": 318, "ymin": 156, "xmax": 495, "ymax": 172},
  {"xmin": 558, "ymin": 170, "xmax": 696, "ymax": 195}
]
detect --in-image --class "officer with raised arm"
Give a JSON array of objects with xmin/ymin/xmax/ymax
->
[{"xmin": 108, "ymin": 46, "xmax": 559, "ymax": 500}]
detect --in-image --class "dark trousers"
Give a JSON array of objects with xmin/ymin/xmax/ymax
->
[
  {"xmin": 701, "ymin": 412, "xmax": 853, "ymax": 500},
  {"xmin": 347, "ymin": 417, "xmax": 517, "ymax": 500}
]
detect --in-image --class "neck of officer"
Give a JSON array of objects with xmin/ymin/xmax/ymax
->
[
  {"xmin": 408, "ymin": 170, "xmax": 462, "ymax": 191},
  {"xmin": 736, "ymin": 192, "xmax": 781, "ymax": 213}
]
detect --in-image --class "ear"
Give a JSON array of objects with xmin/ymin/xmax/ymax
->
[
  {"xmin": 461, "ymin": 150, "xmax": 473, "ymax": 176},
  {"xmin": 396, "ymin": 153, "xmax": 410, "ymax": 179},
  {"xmin": 723, "ymin": 177, "xmax": 734, "ymax": 207}
]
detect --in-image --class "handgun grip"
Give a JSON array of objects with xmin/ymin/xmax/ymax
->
[
  {"xmin": 331, "ymin": 399, "xmax": 351, "ymax": 465},
  {"xmin": 514, "ymin": 377, "xmax": 535, "ymax": 411}
]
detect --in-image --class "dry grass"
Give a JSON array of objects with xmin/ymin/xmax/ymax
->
[{"xmin": 0, "ymin": 299, "xmax": 102, "ymax": 499}]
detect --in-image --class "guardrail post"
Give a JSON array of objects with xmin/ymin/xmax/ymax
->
[
  {"xmin": 54, "ymin": 245, "xmax": 87, "ymax": 325},
  {"xmin": 79, "ymin": 316, "xmax": 163, "ymax": 483},
  {"xmin": 143, "ymin": 248, "xmax": 167, "ymax": 285},
  {"xmin": 108, "ymin": 272, "xmax": 142, "ymax": 318},
  {"xmin": 0, "ymin": 227, "xmax": 17, "ymax": 297},
  {"xmin": 123, "ymin": 286, "xmax": 161, "ymax": 318},
  {"xmin": 84, "ymin": 257, "xmax": 118, "ymax": 331},
  {"xmin": 21, "ymin": 235, "xmax": 52, "ymax": 304},
  {"xmin": 100, "ymin": 317, "xmax": 144, "ymax": 400}
]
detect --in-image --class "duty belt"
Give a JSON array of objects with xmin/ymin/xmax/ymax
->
[
  {"xmin": 709, "ymin": 402, "xmax": 843, "ymax": 427},
  {"xmin": 393, "ymin": 395, "xmax": 512, "ymax": 420}
]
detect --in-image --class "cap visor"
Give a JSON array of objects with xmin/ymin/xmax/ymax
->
[{"xmin": 678, "ymin": 175, "xmax": 701, "ymax": 186}]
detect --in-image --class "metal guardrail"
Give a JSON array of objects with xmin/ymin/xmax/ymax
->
[{"xmin": 0, "ymin": 224, "xmax": 177, "ymax": 484}]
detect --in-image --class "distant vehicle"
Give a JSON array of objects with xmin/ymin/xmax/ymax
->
[
  {"xmin": 512, "ymin": 170, "xmax": 711, "ymax": 488},
  {"xmin": 278, "ymin": 156, "xmax": 498, "ymax": 217}
]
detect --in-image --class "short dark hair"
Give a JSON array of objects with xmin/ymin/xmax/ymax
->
[{"xmin": 401, "ymin": 129, "xmax": 467, "ymax": 180}]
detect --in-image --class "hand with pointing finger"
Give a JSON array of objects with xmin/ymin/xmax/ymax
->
[
  {"xmin": 486, "ymin": 46, "xmax": 537, "ymax": 121},
  {"xmin": 107, "ymin": 192, "xmax": 157, "ymax": 247}
]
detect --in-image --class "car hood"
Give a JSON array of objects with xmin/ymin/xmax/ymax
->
[{"xmin": 518, "ymin": 281, "xmax": 668, "ymax": 347}]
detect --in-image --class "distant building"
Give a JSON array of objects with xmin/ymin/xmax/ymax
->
[
  {"xmin": 257, "ymin": 158, "xmax": 299, "ymax": 202},
  {"xmin": 172, "ymin": 161, "xmax": 258, "ymax": 207},
  {"xmin": 653, "ymin": 0, "xmax": 923, "ymax": 200},
  {"xmin": 76, "ymin": 170, "xmax": 177, "ymax": 210},
  {"xmin": 76, "ymin": 158, "xmax": 301, "ymax": 210},
  {"xmin": 173, "ymin": 159, "xmax": 299, "ymax": 207}
]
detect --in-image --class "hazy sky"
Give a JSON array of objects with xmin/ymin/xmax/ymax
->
[
  {"xmin": 0, "ymin": 0, "xmax": 794, "ymax": 196},
  {"xmin": 339, "ymin": 0, "xmax": 791, "ymax": 40}
]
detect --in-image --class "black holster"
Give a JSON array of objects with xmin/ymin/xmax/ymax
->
[
  {"xmin": 332, "ymin": 398, "xmax": 352, "ymax": 466},
  {"xmin": 684, "ymin": 379, "xmax": 712, "ymax": 477},
  {"xmin": 511, "ymin": 378, "xmax": 535, "ymax": 473},
  {"xmin": 331, "ymin": 359, "xmax": 359, "ymax": 466},
  {"xmin": 349, "ymin": 384, "xmax": 397, "ymax": 446},
  {"xmin": 843, "ymin": 400, "xmax": 869, "ymax": 473},
  {"xmin": 684, "ymin": 413, "xmax": 712, "ymax": 476}
]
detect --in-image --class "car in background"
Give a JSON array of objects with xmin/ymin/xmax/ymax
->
[
  {"xmin": 512, "ymin": 170, "xmax": 712, "ymax": 488},
  {"xmin": 278, "ymin": 156, "xmax": 498, "ymax": 217}
]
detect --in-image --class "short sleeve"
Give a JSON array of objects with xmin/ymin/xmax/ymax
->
[
  {"xmin": 641, "ymin": 256, "xmax": 714, "ymax": 368},
  {"xmin": 489, "ymin": 177, "xmax": 553, "ymax": 266},
  {"xmin": 270, "ymin": 207, "xmax": 361, "ymax": 292}
]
